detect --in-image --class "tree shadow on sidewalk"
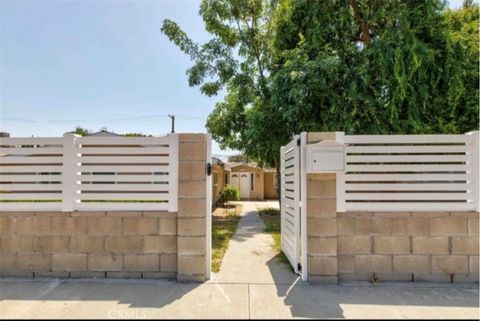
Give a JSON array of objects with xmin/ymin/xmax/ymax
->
[{"xmin": 265, "ymin": 256, "xmax": 479, "ymax": 319}]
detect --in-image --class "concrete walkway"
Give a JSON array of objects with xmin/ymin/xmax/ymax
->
[
  {"xmin": 213, "ymin": 201, "xmax": 297, "ymax": 284},
  {"xmin": 0, "ymin": 201, "xmax": 478, "ymax": 319}
]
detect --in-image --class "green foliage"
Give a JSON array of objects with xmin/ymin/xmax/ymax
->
[
  {"xmin": 258, "ymin": 207, "xmax": 280, "ymax": 216},
  {"xmin": 216, "ymin": 184, "xmax": 240, "ymax": 207},
  {"xmin": 161, "ymin": 0, "xmax": 283, "ymax": 169},
  {"xmin": 70, "ymin": 126, "xmax": 91, "ymax": 136},
  {"xmin": 161, "ymin": 0, "xmax": 479, "ymax": 169},
  {"xmin": 271, "ymin": 0, "xmax": 479, "ymax": 135},
  {"xmin": 124, "ymin": 132, "xmax": 151, "ymax": 137},
  {"xmin": 227, "ymin": 154, "xmax": 248, "ymax": 162}
]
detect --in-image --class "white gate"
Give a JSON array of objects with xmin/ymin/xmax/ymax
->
[{"xmin": 280, "ymin": 136, "xmax": 301, "ymax": 274}]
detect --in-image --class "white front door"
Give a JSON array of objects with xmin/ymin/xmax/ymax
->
[
  {"xmin": 231, "ymin": 173, "xmax": 240, "ymax": 190},
  {"xmin": 239, "ymin": 173, "xmax": 250, "ymax": 199}
]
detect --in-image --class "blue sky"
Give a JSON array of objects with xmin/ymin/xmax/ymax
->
[{"xmin": 0, "ymin": 0, "xmax": 467, "ymax": 157}]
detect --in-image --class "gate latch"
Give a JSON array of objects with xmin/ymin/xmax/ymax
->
[{"xmin": 207, "ymin": 163, "xmax": 212, "ymax": 176}]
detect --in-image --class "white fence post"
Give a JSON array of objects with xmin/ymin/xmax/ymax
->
[
  {"xmin": 467, "ymin": 131, "xmax": 479, "ymax": 212},
  {"xmin": 205, "ymin": 133, "xmax": 212, "ymax": 280},
  {"xmin": 62, "ymin": 133, "xmax": 79, "ymax": 212},
  {"xmin": 168, "ymin": 133, "xmax": 179, "ymax": 213},
  {"xmin": 335, "ymin": 132, "xmax": 346, "ymax": 213},
  {"xmin": 299, "ymin": 132, "xmax": 308, "ymax": 281}
]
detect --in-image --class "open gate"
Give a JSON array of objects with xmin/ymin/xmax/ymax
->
[{"xmin": 280, "ymin": 135, "xmax": 302, "ymax": 274}]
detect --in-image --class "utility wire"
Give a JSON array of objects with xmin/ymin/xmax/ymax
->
[{"xmin": 0, "ymin": 114, "xmax": 207, "ymax": 123}]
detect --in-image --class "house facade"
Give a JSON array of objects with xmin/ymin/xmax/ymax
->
[{"xmin": 212, "ymin": 158, "xmax": 279, "ymax": 204}]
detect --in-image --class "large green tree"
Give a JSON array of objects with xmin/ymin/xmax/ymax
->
[
  {"xmin": 271, "ymin": 0, "xmax": 479, "ymax": 136},
  {"xmin": 161, "ymin": 0, "xmax": 287, "ymax": 170},
  {"xmin": 161, "ymin": 0, "xmax": 479, "ymax": 169}
]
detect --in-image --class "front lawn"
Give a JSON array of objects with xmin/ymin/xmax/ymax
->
[{"xmin": 211, "ymin": 204, "xmax": 242, "ymax": 273}]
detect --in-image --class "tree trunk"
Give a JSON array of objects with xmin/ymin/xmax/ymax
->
[
  {"xmin": 349, "ymin": 0, "xmax": 370, "ymax": 44},
  {"xmin": 274, "ymin": 155, "xmax": 281, "ymax": 205}
]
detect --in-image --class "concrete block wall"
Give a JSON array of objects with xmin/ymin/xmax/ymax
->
[
  {"xmin": 337, "ymin": 211, "xmax": 479, "ymax": 283},
  {"xmin": 306, "ymin": 174, "xmax": 479, "ymax": 283},
  {"xmin": 0, "ymin": 133, "xmax": 209, "ymax": 282},
  {"xmin": 177, "ymin": 133, "xmax": 208, "ymax": 282},
  {"xmin": 307, "ymin": 173, "xmax": 338, "ymax": 283},
  {"xmin": 0, "ymin": 211, "xmax": 177, "ymax": 279}
]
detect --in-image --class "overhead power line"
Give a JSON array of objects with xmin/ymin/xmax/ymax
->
[{"xmin": 0, "ymin": 114, "xmax": 207, "ymax": 124}]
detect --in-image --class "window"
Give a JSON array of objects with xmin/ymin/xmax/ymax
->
[
  {"xmin": 224, "ymin": 173, "xmax": 229, "ymax": 185},
  {"xmin": 273, "ymin": 174, "xmax": 278, "ymax": 189},
  {"xmin": 250, "ymin": 173, "xmax": 255, "ymax": 192},
  {"xmin": 213, "ymin": 171, "xmax": 218, "ymax": 186}
]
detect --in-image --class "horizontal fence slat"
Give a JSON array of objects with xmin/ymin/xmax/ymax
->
[
  {"xmin": 345, "ymin": 173, "xmax": 470, "ymax": 181},
  {"xmin": 282, "ymin": 197, "xmax": 296, "ymax": 208},
  {"xmin": 78, "ymin": 184, "xmax": 169, "ymax": 192},
  {"xmin": 346, "ymin": 164, "xmax": 470, "ymax": 172},
  {"xmin": 78, "ymin": 156, "xmax": 170, "ymax": 164},
  {"xmin": 283, "ymin": 158, "xmax": 295, "ymax": 168},
  {"xmin": 344, "ymin": 202, "xmax": 475, "ymax": 212},
  {"xmin": 283, "ymin": 167, "xmax": 296, "ymax": 175},
  {"xmin": 0, "ymin": 156, "xmax": 63, "ymax": 164},
  {"xmin": 345, "ymin": 192, "xmax": 471, "ymax": 201},
  {"xmin": 0, "ymin": 174, "xmax": 62, "ymax": 182},
  {"xmin": 344, "ymin": 134, "xmax": 470, "ymax": 144},
  {"xmin": 79, "ymin": 174, "xmax": 168, "ymax": 182},
  {"xmin": 77, "ymin": 147, "xmax": 171, "ymax": 155},
  {"xmin": 77, "ymin": 136, "xmax": 172, "ymax": 145},
  {"xmin": 75, "ymin": 203, "xmax": 169, "ymax": 211},
  {"xmin": 0, "ymin": 138, "xmax": 63, "ymax": 145},
  {"xmin": 0, "ymin": 166, "xmax": 63, "ymax": 173},
  {"xmin": 0, "ymin": 147, "xmax": 63, "ymax": 155},
  {"xmin": 78, "ymin": 193, "xmax": 170, "ymax": 200},
  {"xmin": 0, "ymin": 193, "xmax": 62, "ymax": 200},
  {"xmin": 346, "ymin": 154, "xmax": 468, "ymax": 163},
  {"xmin": 0, "ymin": 184, "xmax": 62, "ymax": 191},
  {"xmin": 345, "ymin": 183, "xmax": 472, "ymax": 191},
  {"xmin": 0, "ymin": 203, "xmax": 62, "ymax": 211},
  {"xmin": 78, "ymin": 165, "xmax": 170, "ymax": 173},
  {"xmin": 346, "ymin": 145, "xmax": 469, "ymax": 154}
]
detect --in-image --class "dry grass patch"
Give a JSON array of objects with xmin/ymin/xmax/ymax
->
[
  {"xmin": 211, "ymin": 203, "xmax": 242, "ymax": 273},
  {"xmin": 258, "ymin": 207, "xmax": 290, "ymax": 267}
]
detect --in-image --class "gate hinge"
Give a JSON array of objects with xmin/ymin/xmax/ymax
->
[
  {"xmin": 297, "ymin": 137, "xmax": 301, "ymax": 146},
  {"xmin": 297, "ymin": 263, "xmax": 302, "ymax": 272},
  {"xmin": 206, "ymin": 163, "xmax": 212, "ymax": 176}
]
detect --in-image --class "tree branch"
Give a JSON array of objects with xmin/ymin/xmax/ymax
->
[{"xmin": 349, "ymin": 0, "xmax": 370, "ymax": 44}]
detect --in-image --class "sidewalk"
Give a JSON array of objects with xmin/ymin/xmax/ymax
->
[{"xmin": 0, "ymin": 201, "xmax": 478, "ymax": 319}]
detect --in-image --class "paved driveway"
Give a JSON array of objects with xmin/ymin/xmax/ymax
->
[{"xmin": 1, "ymin": 201, "xmax": 478, "ymax": 319}]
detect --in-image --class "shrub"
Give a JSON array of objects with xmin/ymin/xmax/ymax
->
[
  {"xmin": 216, "ymin": 184, "xmax": 240, "ymax": 207},
  {"xmin": 258, "ymin": 207, "xmax": 280, "ymax": 216}
]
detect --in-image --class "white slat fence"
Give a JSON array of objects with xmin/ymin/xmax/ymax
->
[
  {"xmin": 280, "ymin": 135, "xmax": 301, "ymax": 273},
  {"xmin": 0, "ymin": 138, "xmax": 63, "ymax": 211},
  {"xmin": 0, "ymin": 134, "xmax": 179, "ymax": 211},
  {"xmin": 339, "ymin": 131, "xmax": 479, "ymax": 212}
]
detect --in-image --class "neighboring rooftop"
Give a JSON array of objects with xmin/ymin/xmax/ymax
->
[{"xmin": 87, "ymin": 130, "xmax": 122, "ymax": 137}]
